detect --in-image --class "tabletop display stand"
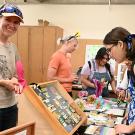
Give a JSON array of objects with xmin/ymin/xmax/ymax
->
[
  {"xmin": 24, "ymin": 80, "xmax": 87, "ymax": 135},
  {"xmin": 0, "ymin": 121, "xmax": 35, "ymax": 135}
]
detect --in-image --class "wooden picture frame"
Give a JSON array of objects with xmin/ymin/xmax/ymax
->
[{"xmin": 0, "ymin": 121, "xmax": 35, "ymax": 135}]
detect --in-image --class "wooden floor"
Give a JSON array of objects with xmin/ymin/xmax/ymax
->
[{"xmin": 17, "ymin": 93, "xmax": 55, "ymax": 135}]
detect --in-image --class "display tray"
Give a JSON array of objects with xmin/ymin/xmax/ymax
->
[
  {"xmin": 104, "ymin": 108, "xmax": 125, "ymax": 117},
  {"xmin": 81, "ymin": 97, "xmax": 127, "ymax": 117},
  {"xmin": 85, "ymin": 111, "xmax": 125, "ymax": 128},
  {"xmin": 24, "ymin": 80, "xmax": 87, "ymax": 135},
  {"xmin": 84, "ymin": 125, "xmax": 116, "ymax": 135}
]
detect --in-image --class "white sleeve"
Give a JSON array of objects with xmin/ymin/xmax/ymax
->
[
  {"xmin": 81, "ymin": 63, "xmax": 91, "ymax": 75},
  {"xmin": 110, "ymin": 64, "xmax": 114, "ymax": 75},
  {"xmin": 117, "ymin": 69, "xmax": 128, "ymax": 90}
]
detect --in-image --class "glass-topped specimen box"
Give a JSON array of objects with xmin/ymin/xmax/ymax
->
[{"xmin": 24, "ymin": 80, "xmax": 87, "ymax": 135}]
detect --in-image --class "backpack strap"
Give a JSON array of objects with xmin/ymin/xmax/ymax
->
[
  {"xmin": 127, "ymin": 70, "xmax": 135, "ymax": 85},
  {"xmin": 92, "ymin": 59, "xmax": 96, "ymax": 71},
  {"xmin": 88, "ymin": 60, "xmax": 96, "ymax": 71},
  {"xmin": 88, "ymin": 61, "xmax": 91, "ymax": 70},
  {"xmin": 127, "ymin": 70, "xmax": 130, "ymax": 81}
]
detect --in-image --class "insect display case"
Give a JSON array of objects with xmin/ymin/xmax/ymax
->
[{"xmin": 24, "ymin": 80, "xmax": 87, "ymax": 135}]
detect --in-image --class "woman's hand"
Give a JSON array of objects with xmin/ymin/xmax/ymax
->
[
  {"xmin": 123, "ymin": 113, "xmax": 128, "ymax": 121},
  {"xmin": 100, "ymin": 81, "xmax": 106, "ymax": 88},
  {"xmin": 68, "ymin": 73, "xmax": 78, "ymax": 83},
  {"xmin": 4, "ymin": 80, "xmax": 18, "ymax": 91},
  {"xmin": 11, "ymin": 77, "xmax": 23, "ymax": 94},
  {"xmin": 117, "ymin": 89, "xmax": 126, "ymax": 101},
  {"xmin": 115, "ymin": 124, "xmax": 131, "ymax": 134},
  {"xmin": 73, "ymin": 73, "xmax": 79, "ymax": 82},
  {"xmin": 2, "ymin": 78, "xmax": 19, "ymax": 92}
]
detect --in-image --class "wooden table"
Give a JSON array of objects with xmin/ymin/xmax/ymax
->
[{"xmin": 75, "ymin": 97, "xmax": 128, "ymax": 135}]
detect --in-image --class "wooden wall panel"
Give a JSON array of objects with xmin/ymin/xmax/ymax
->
[
  {"xmin": 43, "ymin": 27, "xmax": 56, "ymax": 81},
  {"xmin": 55, "ymin": 26, "xmax": 64, "ymax": 50},
  {"xmin": 28, "ymin": 26, "xmax": 44, "ymax": 83},
  {"xmin": 71, "ymin": 39, "xmax": 103, "ymax": 72},
  {"xmin": 17, "ymin": 26, "xmax": 29, "ymax": 82}
]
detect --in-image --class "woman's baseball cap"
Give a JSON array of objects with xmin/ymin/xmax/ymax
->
[{"xmin": 0, "ymin": 3, "xmax": 23, "ymax": 23}]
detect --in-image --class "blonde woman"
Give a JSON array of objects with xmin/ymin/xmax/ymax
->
[{"xmin": 47, "ymin": 34, "xmax": 79, "ymax": 97}]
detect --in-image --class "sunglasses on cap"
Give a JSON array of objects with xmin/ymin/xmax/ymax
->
[
  {"xmin": 67, "ymin": 32, "xmax": 80, "ymax": 41},
  {"xmin": 0, "ymin": 4, "xmax": 23, "ymax": 20}
]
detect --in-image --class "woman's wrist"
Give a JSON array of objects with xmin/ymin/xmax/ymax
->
[
  {"xmin": 127, "ymin": 125, "xmax": 133, "ymax": 134},
  {"xmin": 0, "ymin": 79, "xmax": 5, "ymax": 86},
  {"xmin": 129, "ymin": 123, "xmax": 135, "ymax": 133},
  {"xmin": 113, "ymin": 89, "xmax": 118, "ymax": 95},
  {"xmin": 91, "ymin": 83, "xmax": 96, "ymax": 88}
]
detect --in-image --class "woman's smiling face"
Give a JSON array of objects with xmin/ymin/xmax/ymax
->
[{"xmin": 0, "ymin": 16, "xmax": 20, "ymax": 37}]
